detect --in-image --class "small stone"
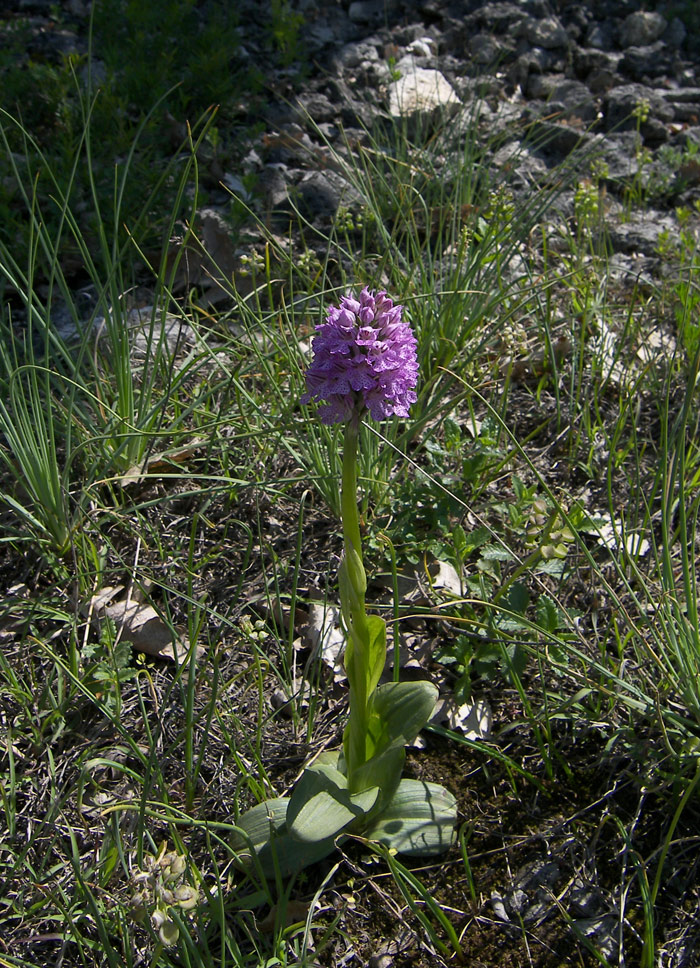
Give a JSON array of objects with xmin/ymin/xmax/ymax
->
[
  {"xmin": 550, "ymin": 79, "xmax": 598, "ymax": 121},
  {"xmin": 295, "ymin": 92, "xmax": 336, "ymax": 123},
  {"xmin": 621, "ymin": 42, "xmax": 670, "ymax": 81},
  {"xmin": 664, "ymin": 17, "xmax": 687, "ymax": 49},
  {"xmin": 348, "ymin": 0, "xmax": 385, "ymax": 23},
  {"xmin": 586, "ymin": 21, "xmax": 615, "ymax": 50},
  {"xmin": 588, "ymin": 69, "xmax": 615, "ymax": 95},
  {"xmin": 527, "ymin": 73, "xmax": 556, "ymax": 99},
  {"xmin": 619, "ymin": 11, "xmax": 667, "ymax": 49},
  {"xmin": 297, "ymin": 170, "xmax": 358, "ymax": 221},
  {"xmin": 509, "ymin": 51, "xmax": 543, "ymax": 91},
  {"xmin": 527, "ymin": 15, "xmax": 569, "ymax": 50},
  {"xmin": 335, "ymin": 41, "xmax": 379, "ymax": 71},
  {"xmin": 469, "ymin": 32, "xmax": 502, "ymax": 66},
  {"xmin": 574, "ymin": 46, "xmax": 620, "ymax": 79},
  {"xmin": 603, "ymin": 83, "xmax": 674, "ymax": 132},
  {"xmin": 608, "ymin": 214, "xmax": 677, "ymax": 256},
  {"xmin": 368, "ymin": 955, "xmax": 393, "ymax": 968},
  {"xmin": 407, "ymin": 36, "xmax": 436, "ymax": 58}
]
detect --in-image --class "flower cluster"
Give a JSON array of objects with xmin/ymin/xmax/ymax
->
[
  {"xmin": 130, "ymin": 847, "xmax": 199, "ymax": 946},
  {"xmin": 302, "ymin": 288, "xmax": 418, "ymax": 424}
]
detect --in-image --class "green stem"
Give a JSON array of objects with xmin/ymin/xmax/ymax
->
[
  {"xmin": 341, "ymin": 419, "xmax": 363, "ymax": 565},
  {"xmin": 340, "ymin": 416, "xmax": 371, "ymax": 785}
]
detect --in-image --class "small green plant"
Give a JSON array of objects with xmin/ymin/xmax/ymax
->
[
  {"xmin": 270, "ymin": 0, "xmax": 305, "ymax": 66},
  {"xmin": 657, "ymin": 203, "xmax": 700, "ymax": 361},
  {"xmin": 81, "ymin": 630, "xmax": 138, "ymax": 717},
  {"xmin": 622, "ymin": 99, "xmax": 652, "ymax": 217}
]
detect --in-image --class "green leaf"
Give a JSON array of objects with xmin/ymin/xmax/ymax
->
[
  {"xmin": 290, "ymin": 787, "xmax": 379, "ymax": 842},
  {"xmin": 312, "ymin": 749, "xmax": 345, "ymax": 773},
  {"xmin": 503, "ymin": 642, "xmax": 528, "ymax": 680},
  {"xmin": 234, "ymin": 798, "xmax": 290, "ymax": 860},
  {"xmin": 369, "ymin": 680, "xmax": 438, "ymax": 753},
  {"xmin": 364, "ymin": 779, "xmax": 457, "ymax": 856},
  {"xmin": 232, "ymin": 798, "xmax": 338, "ymax": 877},
  {"xmin": 535, "ymin": 594, "xmax": 559, "ymax": 632},
  {"xmin": 344, "ymin": 681, "xmax": 436, "ymax": 804},
  {"xmin": 366, "ymin": 614, "xmax": 387, "ymax": 696},
  {"xmin": 535, "ymin": 558, "xmax": 566, "ymax": 577},
  {"xmin": 472, "ymin": 643, "xmax": 500, "ymax": 679},
  {"xmin": 504, "ymin": 582, "xmax": 529, "ymax": 615},
  {"xmin": 496, "ymin": 614, "xmax": 529, "ymax": 633},
  {"xmin": 301, "ymin": 759, "xmax": 349, "ymax": 789},
  {"xmin": 480, "ymin": 544, "xmax": 514, "ymax": 561},
  {"xmin": 462, "ymin": 525, "xmax": 491, "ymax": 554},
  {"xmin": 287, "ymin": 767, "xmax": 378, "ymax": 842},
  {"xmin": 346, "ymin": 742, "xmax": 405, "ymax": 810}
]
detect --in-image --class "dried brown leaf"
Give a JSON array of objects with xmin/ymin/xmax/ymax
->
[
  {"xmin": 87, "ymin": 587, "xmax": 198, "ymax": 662},
  {"xmin": 303, "ymin": 602, "xmax": 346, "ymax": 681}
]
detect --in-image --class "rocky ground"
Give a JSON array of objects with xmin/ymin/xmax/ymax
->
[
  {"xmin": 6, "ymin": 1, "xmax": 700, "ymax": 300},
  {"xmin": 222, "ymin": 0, "xmax": 700, "ymax": 303}
]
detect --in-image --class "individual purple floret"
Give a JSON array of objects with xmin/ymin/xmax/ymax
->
[{"xmin": 302, "ymin": 288, "xmax": 418, "ymax": 424}]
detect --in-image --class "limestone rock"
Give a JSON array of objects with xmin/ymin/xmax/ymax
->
[{"xmin": 388, "ymin": 67, "xmax": 460, "ymax": 119}]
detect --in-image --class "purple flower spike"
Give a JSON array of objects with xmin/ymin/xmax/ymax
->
[{"xmin": 302, "ymin": 288, "xmax": 418, "ymax": 424}]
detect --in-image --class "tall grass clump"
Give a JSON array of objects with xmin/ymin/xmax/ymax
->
[{"xmin": 0, "ymin": 78, "xmax": 229, "ymax": 557}]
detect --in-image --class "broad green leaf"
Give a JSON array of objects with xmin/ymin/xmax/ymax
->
[
  {"xmin": 535, "ymin": 593, "xmax": 559, "ymax": 632},
  {"xmin": 480, "ymin": 544, "xmax": 514, "ymax": 561},
  {"xmin": 364, "ymin": 779, "xmax": 457, "ymax": 856},
  {"xmin": 232, "ymin": 798, "xmax": 338, "ymax": 877},
  {"xmin": 289, "ymin": 786, "xmax": 379, "ymax": 842},
  {"xmin": 366, "ymin": 614, "xmax": 387, "ymax": 696},
  {"xmin": 346, "ymin": 742, "xmax": 405, "ymax": 809},
  {"xmin": 288, "ymin": 766, "xmax": 378, "ymax": 841},
  {"xmin": 302, "ymin": 760, "xmax": 348, "ymax": 788},
  {"xmin": 312, "ymin": 749, "xmax": 344, "ymax": 774},
  {"xmin": 234, "ymin": 797, "xmax": 289, "ymax": 862},
  {"xmin": 504, "ymin": 581, "xmax": 529, "ymax": 615},
  {"xmin": 534, "ymin": 557, "xmax": 565, "ymax": 577},
  {"xmin": 288, "ymin": 768, "xmax": 344, "ymax": 830},
  {"xmin": 368, "ymin": 680, "xmax": 438, "ymax": 754}
]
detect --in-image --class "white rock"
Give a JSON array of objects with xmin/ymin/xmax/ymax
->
[
  {"xmin": 406, "ymin": 36, "xmax": 436, "ymax": 58},
  {"xmin": 388, "ymin": 67, "xmax": 460, "ymax": 119}
]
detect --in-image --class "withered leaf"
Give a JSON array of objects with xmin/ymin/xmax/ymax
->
[{"xmin": 87, "ymin": 586, "xmax": 197, "ymax": 662}]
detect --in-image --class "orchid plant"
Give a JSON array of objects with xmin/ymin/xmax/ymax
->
[{"xmin": 235, "ymin": 289, "xmax": 457, "ymax": 876}]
